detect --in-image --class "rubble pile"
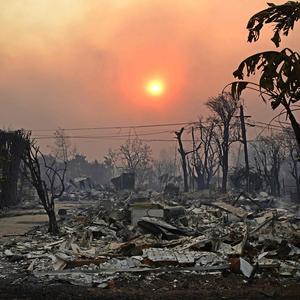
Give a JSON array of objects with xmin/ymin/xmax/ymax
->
[
  {"xmin": 60, "ymin": 177, "xmax": 105, "ymax": 202},
  {"xmin": 0, "ymin": 191, "xmax": 299, "ymax": 287}
]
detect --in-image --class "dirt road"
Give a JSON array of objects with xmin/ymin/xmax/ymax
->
[{"xmin": 0, "ymin": 201, "xmax": 95, "ymax": 237}]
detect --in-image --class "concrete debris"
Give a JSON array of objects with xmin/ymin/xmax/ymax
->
[
  {"xmin": 239, "ymin": 258, "xmax": 254, "ymax": 278},
  {"xmin": 210, "ymin": 201, "xmax": 252, "ymax": 219},
  {"xmin": 130, "ymin": 203, "xmax": 164, "ymax": 226},
  {"xmin": 137, "ymin": 217, "xmax": 193, "ymax": 239},
  {"xmin": 0, "ymin": 190, "xmax": 299, "ymax": 287},
  {"xmin": 143, "ymin": 248, "xmax": 197, "ymax": 265},
  {"xmin": 67, "ymin": 177, "xmax": 95, "ymax": 193}
]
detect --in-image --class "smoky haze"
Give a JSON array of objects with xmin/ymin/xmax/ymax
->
[{"xmin": 0, "ymin": 0, "xmax": 300, "ymax": 158}]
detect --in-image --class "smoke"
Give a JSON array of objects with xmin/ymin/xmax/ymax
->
[{"xmin": 0, "ymin": 0, "xmax": 299, "ymax": 158}]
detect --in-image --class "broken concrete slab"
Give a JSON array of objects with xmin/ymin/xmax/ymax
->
[
  {"xmin": 210, "ymin": 201, "xmax": 252, "ymax": 219},
  {"xmin": 130, "ymin": 203, "xmax": 164, "ymax": 226}
]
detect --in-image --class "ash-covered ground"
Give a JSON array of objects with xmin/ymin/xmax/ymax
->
[{"xmin": 0, "ymin": 191, "xmax": 299, "ymax": 299}]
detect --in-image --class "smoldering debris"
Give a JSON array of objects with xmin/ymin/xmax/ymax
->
[{"xmin": 0, "ymin": 190, "xmax": 299, "ymax": 288}]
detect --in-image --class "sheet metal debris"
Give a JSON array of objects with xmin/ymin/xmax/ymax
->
[{"xmin": 0, "ymin": 190, "xmax": 299, "ymax": 287}]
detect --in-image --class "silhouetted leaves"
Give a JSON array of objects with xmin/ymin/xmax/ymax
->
[
  {"xmin": 230, "ymin": 82, "xmax": 248, "ymax": 100},
  {"xmin": 226, "ymin": 1, "xmax": 300, "ymax": 151},
  {"xmin": 231, "ymin": 48, "xmax": 300, "ymax": 106},
  {"xmin": 271, "ymin": 97, "xmax": 282, "ymax": 109},
  {"xmin": 247, "ymin": 1, "xmax": 300, "ymax": 47}
]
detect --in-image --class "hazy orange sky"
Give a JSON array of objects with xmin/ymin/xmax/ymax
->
[{"xmin": 1, "ymin": 1, "xmax": 300, "ymax": 159}]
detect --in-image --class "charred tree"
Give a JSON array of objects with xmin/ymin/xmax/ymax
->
[
  {"xmin": 175, "ymin": 128, "xmax": 200, "ymax": 192},
  {"xmin": 239, "ymin": 105, "xmax": 250, "ymax": 192},
  {"xmin": 175, "ymin": 128, "xmax": 189, "ymax": 192},
  {"xmin": 191, "ymin": 118, "xmax": 219, "ymax": 190},
  {"xmin": 283, "ymin": 128, "xmax": 300, "ymax": 202},
  {"xmin": 23, "ymin": 139, "xmax": 66, "ymax": 235},
  {"xmin": 191, "ymin": 127, "xmax": 205, "ymax": 191},
  {"xmin": 206, "ymin": 93, "xmax": 239, "ymax": 193},
  {"xmin": 252, "ymin": 134, "xmax": 285, "ymax": 197}
]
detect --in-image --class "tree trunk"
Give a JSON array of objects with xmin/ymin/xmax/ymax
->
[
  {"xmin": 275, "ymin": 175, "xmax": 281, "ymax": 197},
  {"xmin": 221, "ymin": 148, "xmax": 229, "ymax": 193},
  {"xmin": 270, "ymin": 176, "xmax": 280, "ymax": 197},
  {"xmin": 270, "ymin": 166, "xmax": 281, "ymax": 197},
  {"xmin": 8, "ymin": 157, "xmax": 21, "ymax": 205},
  {"xmin": 297, "ymin": 176, "xmax": 300, "ymax": 204},
  {"xmin": 221, "ymin": 166, "xmax": 228, "ymax": 193},
  {"xmin": 270, "ymin": 181, "xmax": 276, "ymax": 196},
  {"xmin": 196, "ymin": 173, "xmax": 205, "ymax": 191},
  {"xmin": 17, "ymin": 168, "xmax": 26, "ymax": 203},
  {"xmin": 221, "ymin": 125, "xmax": 230, "ymax": 193},
  {"xmin": 205, "ymin": 174, "xmax": 212, "ymax": 189},
  {"xmin": 285, "ymin": 104, "xmax": 300, "ymax": 152},
  {"xmin": 181, "ymin": 158, "xmax": 189, "ymax": 192},
  {"xmin": 47, "ymin": 209, "xmax": 59, "ymax": 235},
  {"xmin": 176, "ymin": 128, "xmax": 189, "ymax": 192},
  {"xmin": 294, "ymin": 163, "xmax": 300, "ymax": 203}
]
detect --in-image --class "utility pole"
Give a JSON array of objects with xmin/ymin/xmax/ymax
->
[{"xmin": 240, "ymin": 105, "xmax": 250, "ymax": 192}]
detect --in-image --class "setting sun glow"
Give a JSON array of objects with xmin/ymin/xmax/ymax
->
[{"xmin": 146, "ymin": 79, "xmax": 165, "ymax": 97}]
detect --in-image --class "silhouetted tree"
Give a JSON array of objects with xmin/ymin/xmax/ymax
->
[
  {"xmin": 206, "ymin": 93, "xmax": 240, "ymax": 193},
  {"xmin": 23, "ymin": 139, "xmax": 66, "ymax": 235},
  {"xmin": 251, "ymin": 134, "xmax": 285, "ymax": 196},
  {"xmin": 282, "ymin": 127, "xmax": 300, "ymax": 201},
  {"xmin": 105, "ymin": 137, "xmax": 152, "ymax": 186},
  {"xmin": 230, "ymin": 167, "xmax": 263, "ymax": 192},
  {"xmin": 104, "ymin": 148, "xmax": 119, "ymax": 177},
  {"xmin": 175, "ymin": 128, "xmax": 189, "ymax": 192},
  {"xmin": 153, "ymin": 149, "xmax": 180, "ymax": 191},
  {"xmin": 175, "ymin": 127, "xmax": 200, "ymax": 192},
  {"xmin": 119, "ymin": 137, "xmax": 152, "ymax": 173},
  {"xmin": 52, "ymin": 128, "xmax": 76, "ymax": 162},
  {"xmin": 191, "ymin": 118, "xmax": 219, "ymax": 190},
  {"xmin": 227, "ymin": 1, "xmax": 300, "ymax": 151}
]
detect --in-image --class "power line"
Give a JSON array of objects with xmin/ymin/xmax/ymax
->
[
  {"xmin": 33, "ymin": 129, "xmax": 174, "ymax": 139},
  {"xmin": 33, "ymin": 136, "xmax": 290, "ymax": 144},
  {"xmin": 39, "ymin": 137, "xmax": 180, "ymax": 142},
  {"xmin": 245, "ymin": 119, "xmax": 294, "ymax": 133},
  {"xmin": 26, "ymin": 118, "xmax": 296, "ymax": 143},
  {"xmin": 247, "ymin": 123, "xmax": 290, "ymax": 132},
  {"xmin": 254, "ymin": 121, "xmax": 292, "ymax": 130},
  {"xmin": 29, "ymin": 121, "xmax": 197, "ymax": 132},
  {"xmin": 26, "ymin": 117, "xmax": 294, "ymax": 134}
]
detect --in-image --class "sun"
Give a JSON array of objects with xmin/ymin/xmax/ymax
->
[{"xmin": 146, "ymin": 79, "xmax": 165, "ymax": 97}]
